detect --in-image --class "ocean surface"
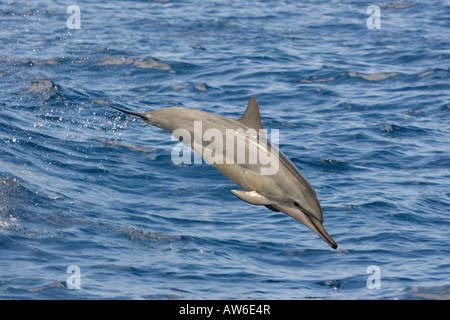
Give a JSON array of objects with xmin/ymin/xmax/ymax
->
[{"xmin": 1, "ymin": 0, "xmax": 449, "ymax": 300}]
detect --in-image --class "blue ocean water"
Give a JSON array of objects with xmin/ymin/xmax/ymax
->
[{"xmin": 0, "ymin": 0, "xmax": 449, "ymax": 299}]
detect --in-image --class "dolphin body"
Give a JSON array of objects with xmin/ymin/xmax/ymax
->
[{"xmin": 107, "ymin": 97, "xmax": 337, "ymax": 249}]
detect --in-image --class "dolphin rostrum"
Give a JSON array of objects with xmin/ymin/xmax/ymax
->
[{"xmin": 107, "ymin": 97, "xmax": 337, "ymax": 249}]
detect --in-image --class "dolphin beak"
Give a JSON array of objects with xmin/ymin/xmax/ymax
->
[{"xmin": 275, "ymin": 204, "xmax": 338, "ymax": 249}]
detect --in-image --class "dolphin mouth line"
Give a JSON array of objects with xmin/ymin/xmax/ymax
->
[
  {"xmin": 274, "ymin": 204, "xmax": 338, "ymax": 249},
  {"xmin": 306, "ymin": 213, "xmax": 338, "ymax": 249}
]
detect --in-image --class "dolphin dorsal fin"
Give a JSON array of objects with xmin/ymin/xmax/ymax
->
[{"xmin": 238, "ymin": 97, "xmax": 263, "ymax": 131}]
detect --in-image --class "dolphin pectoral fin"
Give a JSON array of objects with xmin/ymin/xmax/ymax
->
[{"xmin": 231, "ymin": 190, "xmax": 272, "ymax": 206}]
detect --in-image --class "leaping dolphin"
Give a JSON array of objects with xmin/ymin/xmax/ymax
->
[{"xmin": 106, "ymin": 97, "xmax": 337, "ymax": 249}]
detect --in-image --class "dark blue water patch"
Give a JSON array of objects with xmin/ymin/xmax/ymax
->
[
  {"xmin": 291, "ymin": 156, "xmax": 361, "ymax": 175},
  {"xmin": 0, "ymin": 174, "xmax": 77, "ymax": 237},
  {"xmin": 354, "ymin": 148, "xmax": 410, "ymax": 169},
  {"xmin": 405, "ymin": 196, "xmax": 450, "ymax": 225},
  {"xmin": 403, "ymin": 284, "xmax": 450, "ymax": 300},
  {"xmin": 0, "ymin": 280, "xmax": 71, "ymax": 300},
  {"xmin": 376, "ymin": 123, "xmax": 434, "ymax": 140},
  {"xmin": 0, "ymin": 174, "xmax": 45, "ymax": 213},
  {"xmin": 1, "ymin": 0, "xmax": 449, "ymax": 299}
]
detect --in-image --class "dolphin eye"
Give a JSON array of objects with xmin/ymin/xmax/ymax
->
[{"xmin": 293, "ymin": 201, "xmax": 300, "ymax": 208}]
